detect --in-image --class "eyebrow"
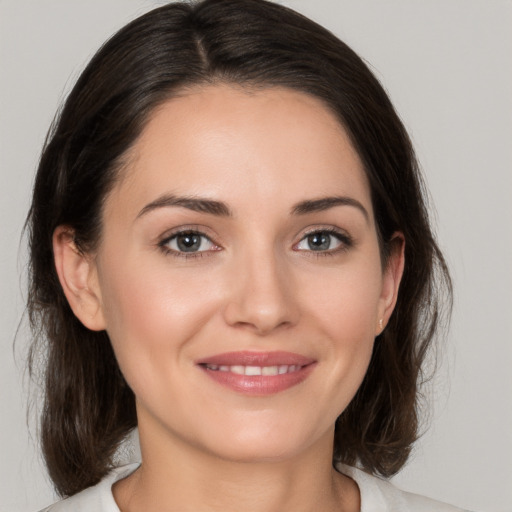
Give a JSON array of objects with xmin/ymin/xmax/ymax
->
[
  {"xmin": 291, "ymin": 196, "xmax": 369, "ymax": 221},
  {"xmin": 137, "ymin": 194, "xmax": 369, "ymax": 221},
  {"xmin": 137, "ymin": 194, "xmax": 232, "ymax": 218}
]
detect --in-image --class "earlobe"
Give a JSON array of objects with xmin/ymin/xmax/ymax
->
[
  {"xmin": 376, "ymin": 233, "xmax": 405, "ymax": 335},
  {"xmin": 53, "ymin": 226, "xmax": 106, "ymax": 331}
]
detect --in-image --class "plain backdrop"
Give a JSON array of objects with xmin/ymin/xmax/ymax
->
[{"xmin": 1, "ymin": 1, "xmax": 511, "ymax": 511}]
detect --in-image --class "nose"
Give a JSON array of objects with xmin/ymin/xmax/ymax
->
[{"xmin": 223, "ymin": 249, "xmax": 299, "ymax": 336}]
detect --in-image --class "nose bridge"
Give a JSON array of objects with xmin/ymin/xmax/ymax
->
[{"xmin": 224, "ymin": 239, "xmax": 297, "ymax": 334}]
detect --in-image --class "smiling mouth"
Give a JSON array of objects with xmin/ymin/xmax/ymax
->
[
  {"xmin": 202, "ymin": 364, "xmax": 304, "ymax": 375},
  {"xmin": 196, "ymin": 351, "xmax": 316, "ymax": 395}
]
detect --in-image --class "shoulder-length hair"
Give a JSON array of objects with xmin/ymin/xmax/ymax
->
[{"xmin": 27, "ymin": 0, "xmax": 452, "ymax": 497}]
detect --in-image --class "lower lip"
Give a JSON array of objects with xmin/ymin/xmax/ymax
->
[{"xmin": 199, "ymin": 363, "xmax": 316, "ymax": 396}]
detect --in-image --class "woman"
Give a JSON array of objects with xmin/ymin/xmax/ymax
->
[{"xmin": 27, "ymin": 0, "xmax": 464, "ymax": 510}]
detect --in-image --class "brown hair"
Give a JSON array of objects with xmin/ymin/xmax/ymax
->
[{"xmin": 27, "ymin": 0, "xmax": 452, "ymax": 497}]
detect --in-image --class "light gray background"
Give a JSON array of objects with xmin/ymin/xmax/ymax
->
[{"xmin": 1, "ymin": 1, "xmax": 511, "ymax": 511}]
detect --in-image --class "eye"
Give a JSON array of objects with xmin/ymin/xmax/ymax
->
[
  {"xmin": 161, "ymin": 231, "xmax": 218, "ymax": 254},
  {"xmin": 295, "ymin": 230, "xmax": 350, "ymax": 253}
]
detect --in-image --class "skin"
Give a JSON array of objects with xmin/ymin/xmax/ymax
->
[{"xmin": 53, "ymin": 85, "xmax": 404, "ymax": 512}]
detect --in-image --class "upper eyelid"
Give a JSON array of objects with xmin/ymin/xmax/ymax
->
[
  {"xmin": 158, "ymin": 225, "xmax": 218, "ymax": 244},
  {"xmin": 162, "ymin": 231, "xmax": 213, "ymax": 244},
  {"xmin": 296, "ymin": 225, "xmax": 352, "ymax": 241}
]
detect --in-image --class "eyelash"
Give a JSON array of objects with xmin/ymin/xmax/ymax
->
[
  {"xmin": 157, "ymin": 227, "xmax": 353, "ymax": 259},
  {"xmin": 294, "ymin": 228, "xmax": 353, "ymax": 257},
  {"xmin": 158, "ymin": 228, "xmax": 219, "ymax": 259}
]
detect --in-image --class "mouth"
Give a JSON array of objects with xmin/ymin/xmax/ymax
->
[
  {"xmin": 196, "ymin": 351, "xmax": 316, "ymax": 395},
  {"xmin": 202, "ymin": 363, "xmax": 304, "ymax": 376}
]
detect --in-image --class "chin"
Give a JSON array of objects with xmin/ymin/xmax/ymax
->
[{"xmin": 200, "ymin": 419, "xmax": 328, "ymax": 464}]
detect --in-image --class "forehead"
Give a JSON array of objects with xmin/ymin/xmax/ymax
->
[{"xmin": 108, "ymin": 84, "xmax": 372, "ymax": 219}]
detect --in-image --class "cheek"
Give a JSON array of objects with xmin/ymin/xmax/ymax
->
[
  {"xmin": 97, "ymin": 257, "xmax": 224, "ymax": 383},
  {"xmin": 299, "ymin": 258, "xmax": 382, "ymax": 401},
  {"xmin": 302, "ymin": 258, "xmax": 383, "ymax": 341}
]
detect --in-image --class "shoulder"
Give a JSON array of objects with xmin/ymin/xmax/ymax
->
[
  {"xmin": 38, "ymin": 463, "xmax": 140, "ymax": 512},
  {"xmin": 338, "ymin": 464, "xmax": 470, "ymax": 512}
]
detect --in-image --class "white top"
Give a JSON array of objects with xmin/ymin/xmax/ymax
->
[{"xmin": 41, "ymin": 463, "xmax": 469, "ymax": 512}]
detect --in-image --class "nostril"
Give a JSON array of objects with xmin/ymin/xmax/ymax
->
[
  {"xmin": 222, "ymin": 259, "xmax": 299, "ymax": 333},
  {"xmin": 223, "ymin": 300, "xmax": 297, "ymax": 335}
]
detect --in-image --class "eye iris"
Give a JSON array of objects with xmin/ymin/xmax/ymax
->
[
  {"xmin": 177, "ymin": 233, "xmax": 201, "ymax": 252},
  {"xmin": 307, "ymin": 232, "xmax": 331, "ymax": 251}
]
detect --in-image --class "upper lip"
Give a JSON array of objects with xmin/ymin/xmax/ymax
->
[{"xmin": 195, "ymin": 351, "xmax": 315, "ymax": 367}]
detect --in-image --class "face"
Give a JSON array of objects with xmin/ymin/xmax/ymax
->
[{"xmin": 66, "ymin": 85, "xmax": 402, "ymax": 463}]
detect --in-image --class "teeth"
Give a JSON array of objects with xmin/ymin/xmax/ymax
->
[
  {"xmin": 245, "ymin": 365, "xmax": 261, "ymax": 376},
  {"xmin": 205, "ymin": 364, "xmax": 301, "ymax": 375}
]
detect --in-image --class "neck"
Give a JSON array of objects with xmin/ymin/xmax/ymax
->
[{"xmin": 113, "ymin": 420, "xmax": 359, "ymax": 512}]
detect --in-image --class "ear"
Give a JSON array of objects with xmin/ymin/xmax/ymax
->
[
  {"xmin": 53, "ymin": 226, "xmax": 106, "ymax": 331},
  {"xmin": 376, "ymin": 232, "xmax": 405, "ymax": 335}
]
